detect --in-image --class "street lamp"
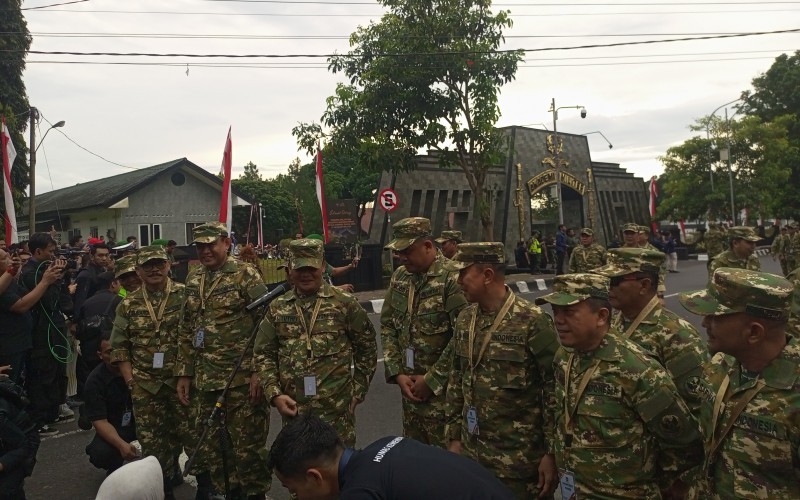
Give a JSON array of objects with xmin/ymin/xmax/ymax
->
[
  {"xmin": 580, "ymin": 131, "xmax": 613, "ymax": 149},
  {"xmin": 29, "ymin": 109, "xmax": 65, "ymax": 234},
  {"xmin": 549, "ymin": 98, "xmax": 587, "ymax": 225},
  {"xmin": 706, "ymin": 98, "xmax": 740, "ymax": 224}
]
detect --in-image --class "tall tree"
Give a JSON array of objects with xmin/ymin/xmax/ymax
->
[
  {"xmin": 740, "ymin": 51, "xmax": 800, "ymax": 218},
  {"xmin": 311, "ymin": 0, "xmax": 523, "ymax": 239},
  {"xmin": 0, "ymin": 0, "xmax": 32, "ymax": 217}
]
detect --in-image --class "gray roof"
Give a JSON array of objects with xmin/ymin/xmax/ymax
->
[{"xmin": 25, "ymin": 158, "xmax": 253, "ymax": 216}]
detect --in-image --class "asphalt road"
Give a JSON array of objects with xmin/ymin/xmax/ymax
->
[{"xmin": 24, "ymin": 258, "xmax": 783, "ymax": 499}]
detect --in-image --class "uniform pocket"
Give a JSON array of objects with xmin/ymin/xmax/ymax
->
[{"xmin": 485, "ymin": 343, "xmax": 527, "ymax": 389}]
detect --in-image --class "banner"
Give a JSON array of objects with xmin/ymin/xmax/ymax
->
[{"xmin": 327, "ymin": 199, "xmax": 359, "ymax": 244}]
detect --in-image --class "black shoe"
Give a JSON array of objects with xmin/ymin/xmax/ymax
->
[
  {"xmin": 38, "ymin": 425, "xmax": 59, "ymax": 437},
  {"xmin": 77, "ymin": 403, "xmax": 92, "ymax": 430}
]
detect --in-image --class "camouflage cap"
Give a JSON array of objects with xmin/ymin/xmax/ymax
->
[
  {"xmin": 621, "ymin": 222, "xmax": 638, "ymax": 233},
  {"xmin": 136, "ymin": 245, "xmax": 168, "ymax": 266},
  {"xmin": 192, "ymin": 222, "xmax": 229, "ymax": 244},
  {"xmin": 451, "ymin": 242, "xmax": 504, "ymax": 269},
  {"xmin": 289, "ymin": 238, "xmax": 324, "ymax": 269},
  {"xmin": 580, "ymin": 228, "xmax": 594, "ymax": 236},
  {"xmin": 151, "ymin": 238, "xmax": 169, "ymax": 247},
  {"xmin": 276, "ymin": 261, "xmax": 290, "ymax": 271},
  {"xmin": 435, "ymin": 230, "xmax": 463, "ymax": 244},
  {"xmin": 535, "ymin": 273, "xmax": 610, "ymax": 306},
  {"xmin": 594, "ymin": 248, "xmax": 665, "ymax": 278},
  {"xmin": 638, "ymin": 225, "xmax": 650, "ymax": 234},
  {"xmin": 727, "ymin": 226, "xmax": 760, "ymax": 242},
  {"xmin": 114, "ymin": 254, "xmax": 138, "ymax": 278},
  {"xmin": 679, "ymin": 268, "xmax": 792, "ymax": 320},
  {"xmin": 385, "ymin": 217, "xmax": 432, "ymax": 251}
]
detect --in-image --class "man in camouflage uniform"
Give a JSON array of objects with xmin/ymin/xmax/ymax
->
[
  {"xmin": 114, "ymin": 254, "xmax": 141, "ymax": 299},
  {"xmin": 708, "ymin": 226, "xmax": 761, "ymax": 277},
  {"xmin": 254, "ymin": 238, "xmax": 377, "ymax": 447},
  {"xmin": 380, "ymin": 217, "xmax": 467, "ymax": 447},
  {"xmin": 680, "ymin": 268, "xmax": 800, "ymax": 499},
  {"xmin": 621, "ymin": 223, "xmax": 667, "ymax": 297},
  {"xmin": 789, "ymin": 267, "xmax": 800, "ymax": 334},
  {"xmin": 536, "ymin": 273, "xmax": 703, "ymax": 499},
  {"xmin": 620, "ymin": 223, "xmax": 639, "ymax": 249},
  {"xmin": 770, "ymin": 226, "xmax": 790, "ymax": 276},
  {"xmin": 435, "ymin": 230, "xmax": 463, "ymax": 260},
  {"xmin": 568, "ymin": 228, "xmax": 606, "ymax": 273},
  {"xmin": 445, "ymin": 242, "xmax": 559, "ymax": 498},
  {"xmin": 110, "ymin": 246, "xmax": 189, "ymax": 499},
  {"xmin": 175, "ymin": 222, "xmax": 270, "ymax": 499},
  {"xmin": 594, "ymin": 248, "xmax": 708, "ymax": 424},
  {"xmin": 705, "ymin": 222, "xmax": 727, "ymax": 260}
]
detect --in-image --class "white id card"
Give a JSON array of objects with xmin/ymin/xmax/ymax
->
[
  {"xmin": 559, "ymin": 470, "xmax": 577, "ymax": 500},
  {"xmin": 303, "ymin": 375, "xmax": 317, "ymax": 397},
  {"xmin": 121, "ymin": 411, "xmax": 132, "ymax": 427},
  {"xmin": 466, "ymin": 406, "xmax": 479, "ymax": 435},
  {"xmin": 405, "ymin": 347, "xmax": 415, "ymax": 369},
  {"xmin": 194, "ymin": 328, "xmax": 205, "ymax": 348},
  {"xmin": 152, "ymin": 352, "xmax": 164, "ymax": 369}
]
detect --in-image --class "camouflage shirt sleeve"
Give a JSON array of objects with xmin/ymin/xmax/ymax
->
[
  {"xmin": 445, "ymin": 307, "xmax": 472, "ymax": 441},
  {"xmin": 239, "ymin": 262, "xmax": 268, "ymax": 374},
  {"xmin": 344, "ymin": 296, "xmax": 378, "ymax": 401},
  {"xmin": 379, "ymin": 267, "xmax": 407, "ymax": 384},
  {"xmin": 175, "ymin": 268, "xmax": 200, "ymax": 378},
  {"xmin": 423, "ymin": 270, "xmax": 467, "ymax": 396},
  {"xmin": 629, "ymin": 359, "xmax": 704, "ymax": 487},
  {"xmin": 110, "ymin": 298, "xmax": 132, "ymax": 363},
  {"xmin": 568, "ymin": 249, "xmax": 578, "ymax": 273},
  {"xmin": 253, "ymin": 303, "xmax": 282, "ymax": 401},
  {"xmin": 529, "ymin": 312, "xmax": 559, "ymax": 455}
]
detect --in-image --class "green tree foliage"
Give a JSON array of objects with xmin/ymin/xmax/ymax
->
[
  {"xmin": 740, "ymin": 51, "xmax": 800, "ymax": 218},
  {"xmin": 232, "ymin": 162, "xmax": 298, "ymax": 243},
  {"xmin": 311, "ymin": 0, "xmax": 523, "ymax": 239},
  {"xmin": 0, "ymin": 0, "xmax": 32, "ymax": 217}
]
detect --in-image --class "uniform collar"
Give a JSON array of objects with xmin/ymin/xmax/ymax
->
[
  {"xmin": 286, "ymin": 282, "xmax": 335, "ymax": 302},
  {"xmin": 755, "ymin": 335, "xmax": 800, "ymax": 390}
]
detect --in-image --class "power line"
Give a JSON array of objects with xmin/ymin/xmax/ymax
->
[
  {"xmin": 12, "ymin": 28, "xmax": 800, "ymax": 58},
  {"xmin": 21, "ymin": 0, "xmax": 89, "ymax": 10},
  {"xmin": 15, "ymin": 7, "xmax": 799, "ymax": 16},
  {"xmin": 39, "ymin": 114, "xmax": 137, "ymax": 170},
  {"xmin": 197, "ymin": 0, "xmax": 800, "ymax": 4}
]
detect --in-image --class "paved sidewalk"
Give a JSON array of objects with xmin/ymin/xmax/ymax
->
[{"xmin": 353, "ymin": 270, "xmax": 557, "ymax": 313}]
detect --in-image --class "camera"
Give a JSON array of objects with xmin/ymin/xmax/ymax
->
[{"xmin": 580, "ymin": 107, "xmax": 587, "ymax": 119}]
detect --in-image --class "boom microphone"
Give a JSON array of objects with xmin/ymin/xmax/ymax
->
[{"xmin": 246, "ymin": 281, "xmax": 291, "ymax": 311}]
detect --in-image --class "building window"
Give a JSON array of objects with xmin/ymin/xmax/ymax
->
[
  {"xmin": 90, "ymin": 226, "xmax": 99, "ymax": 238},
  {"xmin": 185, "ymin": 222, "xmax": 204, "ymax": 246},
  {"xmin": 139, "ymin": 224, "xmax": 151, "ymax": 247},
  {"xmin": 171, "ymin": 172, "xmax": 186, "ymax": 186}
]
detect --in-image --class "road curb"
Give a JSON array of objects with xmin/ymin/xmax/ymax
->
[{"xmin": 359, "ymin": 277, "xmax": 555, "ymax": 313}]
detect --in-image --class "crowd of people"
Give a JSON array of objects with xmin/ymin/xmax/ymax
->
[{"xmin": 0, "ymin": 216, "xmax": 798, "ymax": 500}]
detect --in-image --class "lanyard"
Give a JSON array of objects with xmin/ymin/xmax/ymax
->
[
  {"xmin": 706, "ymin": 374, "xmax": 766, "ymax": 467},
  {"xmin": 563, "ymin": 352, "xmax": 602, "ymax": 447},
  {"xmin": 614, "ymin": 295, "xmax": 660, "ymax": 338},
  {"xmin": 141, "ymin": 280, "xmax": 173, "ymax": 347},
  {"xmin": 198, "ymin": 269, "xmax": 225, "ymax": 313},
  {"xmin": 295, "ymin": 298, "xmax": 323, "ymax": 360},
  {"xmin": 467, "ymin": 290, "xmax": 516, "ymax": 373}
]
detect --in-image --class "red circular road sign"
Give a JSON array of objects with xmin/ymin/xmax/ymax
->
[{"xmin": 378, "ymin": 188, "xmax": 399, "ymax": 213}]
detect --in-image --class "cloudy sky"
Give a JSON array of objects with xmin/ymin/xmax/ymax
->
[{"xmin": 17, "ymin": 0, "xmax": 799, "ymax": 193}]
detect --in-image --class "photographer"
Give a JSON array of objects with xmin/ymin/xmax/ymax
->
[
  {"xmin": 75, "ymin": 272, "xmax": 121, "ymax": 386},
  {"xmin": 0, "ymin": 366, "xmax": 40, "ymax": 500},
  {"xmin": 73, "ymin": 243, "xmax": 111, "ymax": 312},
  {"xmin": 18, "ymin": 233, "xmax": 74, "ymax": 436}
]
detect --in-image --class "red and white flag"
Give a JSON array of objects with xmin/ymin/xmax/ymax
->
[
  {"xmin": 315, "ymin": 142, "xmax": 330, "ymax": 243},
  {"xmin": 648, "ymin": 176, "xmax": 659, "ymax": 219},
  {"xmin": 218, "ymin": 127, "xmax": 233, "ymax": 233},
  {"xmin": 257, "ymin": 203, "xmax": 264, "ymax": 249},
  {"xmin": 2, "ymin": 116, "xmax": 18, "ymax": 245},
  {"xmin": 679, "ymin": 219, "xmax": 686, "ymax": 242}
]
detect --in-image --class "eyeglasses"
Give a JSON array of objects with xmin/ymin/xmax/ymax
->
[
  {"xmin": 609, "ymin": 275, "xmax": 646, "ymax": 287},
  {"xmin": 140, "ymin": 260, "xmax": 167, "ymax": 271}
]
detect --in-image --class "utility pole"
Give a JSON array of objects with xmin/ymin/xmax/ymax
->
[{"xmin": 29, "ymin": 107, "xmax": 37, "ymax": 235}]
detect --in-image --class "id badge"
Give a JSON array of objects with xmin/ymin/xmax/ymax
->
[
  {"xmin": 121, "ymin": 411, "xmax": 132, "ymax": 427},
  {"xmin": 466, "ymin": 406, "xmax": 479, "ymax": 435},
  {"xmin": 405, "ymin": 347, "xmax": 415, "ymax": 369},
  {"xmin": 303, "ymin": 375, "xmax": 317, "ymax": 397},
  {"xmin": 194, "ymin": 328, "xmax": 205, "ymax": 348},
  {"xmin": 152, "ymin": 352, "xmax": 165, "ymax": 369},
  {"xmin": 559, "ymin": 469, "xmax": 577, "ymax": 500}
]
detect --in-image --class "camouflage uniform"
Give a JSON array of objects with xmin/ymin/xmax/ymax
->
[
  {"xmin": 254, "ymin": 239, "xmax": 377, "ymax": 447},
  {"xmin": 709, "ymin": 227, "xmax": 762, "ymax": 277},
  {"xmin": 679, "ymin": 268, "xmax": 799, "ymax": 499},
  {"xmin": 789, "ymin": 268, "xmax": 800, "ymax": 335},
  {"xmin": 536, "ymin": 273, "xmax": 704, "ymax": 498},
  {"xmin": 568, "ymin": 228, "xmax": 606, "ymax": 273},
  {"xmin": 705, "ymin": 224, "xmax": 727, "ymax": 260},
  {"xmin": 787, "ymin": 226, "xmax": 800, "ymax": 275},
  {"xmin": 114, "ymin": 254, "xmax": 138, "ymax": 299},
  {"xmin": 770, "ymin": 230, "xmax": 789, "ymax": 276},
  {"xmin": 176, "ymin": 222, "xmax": 270, "ymax": 495},
  {"xmin": 445, "ymin": 243, "xmax": 559, "ymax": 498},
  {"xmin": 595, "ymin": 249, "xmax": 709, "ymax": 421},
  {"xmin": 381, "ymin": 217, "xmax": 468, "ymax": 447},
  {"xmin": 436, "ymin": 230, "xmax": 463, "ymax": 260},
  {"xmin": 110, "ymin": 246, "xmax": 190, "ymax": 482}
]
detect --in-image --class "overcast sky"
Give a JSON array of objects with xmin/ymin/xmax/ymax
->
[{"xmin": 17, "ymin": 0, "xmax": 800, "ymax": 193}]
